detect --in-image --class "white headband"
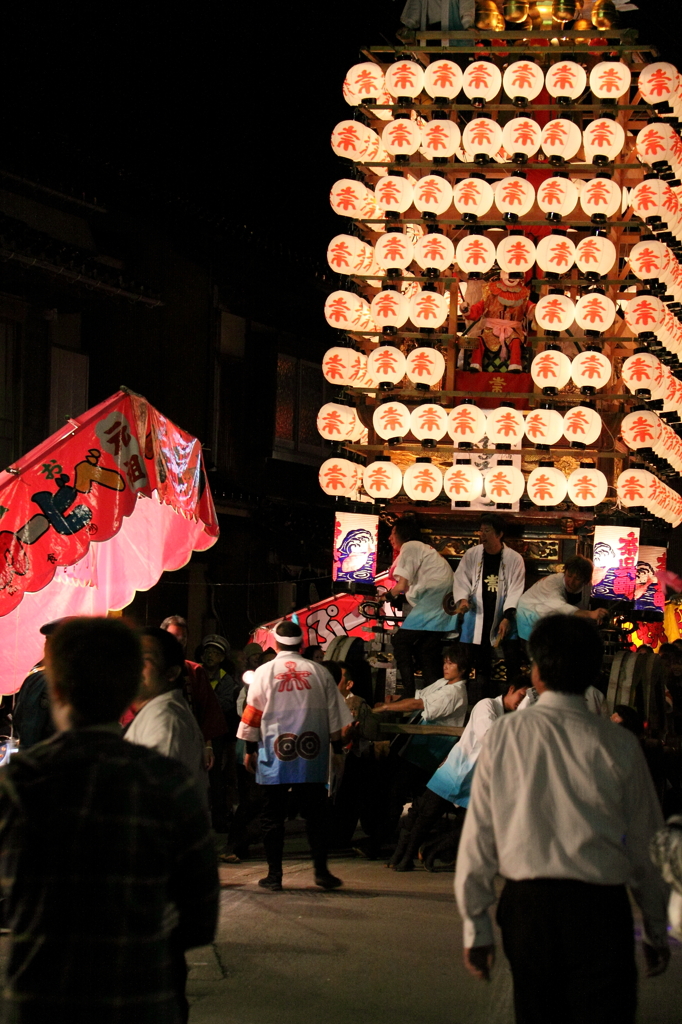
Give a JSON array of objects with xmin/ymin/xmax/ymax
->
[{"xmin": 274, "ymin": 631, "xmax": 302, "ymax": 646}]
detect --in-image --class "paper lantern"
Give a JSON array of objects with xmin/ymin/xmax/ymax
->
[
  {"xmin": 410, "ymin": 403, "xmax": 448, "ymax": 442},
  {"xmin": 455, "ymin": 234, "xmax": 497, "ymax": 275},
  {"xmin": 483, "ymin": 463, "xmax": 525, "ymax": 504},
  {"xmin": 590, "ymin": 61, "xmax": 631, "ymax": 100},
  {"xmin": 420, "ymin": 120, "xmax": 461, "ymax": 160},
  {"xmin": 628, "ymin": 238, "xmax": 667, "ymax": 281},
  {"xmin": 463, "ymin": 118, "xmax": 503, "ymax": 160},
  {"xmin": 424, "ymin": 60, "xmax": 463, "ymax": 100},
  {"xmin": 536, "ymin": 233, "xmax": 576, "ymax": 275},
  {"xmin": 443, "ymin": 463, "xmax": 484, "ymax": 502},
  {"xmin": 375, "ymin": 175, "xmax": 414, "ymax": 213},
  {"xmin": 536, "ymin": 176, "xmax": 579, "ymax": 220},
  {"xmin": 527, "ymin": 465, "xmax": 568, "ymax": 506},
  {"xmin": 324, "ymin": 291, "xmax": 370, "ymax": 331},
  {"xmin": 524, "ymin": 407, "xmax": 565, "ymax": 446},
  {"xmin": 374, "ymin": 233, "xmax": 414, "ymax": 270},
  {"xmin": 574, "ymin": 292, "xmax": 616, "ymax": 334},
  {"xmin": 501, "ymin": 118, "xmax": 542, "ymax": 160},
  {"xmin": 571, "ymin": 348, "xmax": 612, "ymax": 389},
  {"xmin": 361, "ymin": 127, "xmax": 383, "ymax": 164},
  {"xmin": 534, "ymin": 293, "xmax": 575, "ymax": 333},
  {"xmin": 406, "ymin": 346, "xmax": 446, "ymax": 386},
  {"xmin": 580, "ymin": 177, "xmax": 621, "ymax": 220},
  {"xmin": 317, "ymin": 403, "xmax": 355, "ymax": 441},
  {"xmin": 448, "ymin": 404, "xmax": 487, "ymax": 445},
  {"xmin": 319, "ymin": 458, "xmax": 358, "ymax": 497},
  {"xmin": 382, "ymin": 119, "xmax": 422, "ymax": 156},
  {"xmin": 330, "ymin": 179, "xmax": 371, "ymax": 217},
  {"xmin": 346, "ymin": 410, "xmax": 367, "ymax": 443},
  {"xmin": 636, "ymin": 122, "xmax": 679, "ymax": 169},
  {"xmin": 622, "ymin": 352, "xmax": 662, "ymax": 397},
  {"xmin": 327, "ymin": 234, "xmax": 365, "ymax": 274},
  {"xmin": 541, "ymin": 119, "xmax": 583, "ymax": 162},
  {"xmin": 408, "ymin": 290, "xmax": 450, "ymax": 328},
  {"xmin": 452, "ymin": 176, "xmax": 495, "ymax": 219},
  {"xmin": 639, "ymin": 62, "xmax": 679, "ymax": 110},
  {"xmin": 323, "ymin": 347, "xmax": 358, "ymax": 385},
  {"xmin": 496, "ymin": 234, "xmax": 536, "ymax": 275},
  {"xmin": 413, "ymin": 233, "xmax": 455, "ymax": 272},
  {"xmin": 462, "ymin": 61, "xmax": 502, "ymax": 105},
  {"xmin": 617, "ymin": 468, "xmax": 655, "ymax": 509},
  {"xmin": 583, "ymin": 118, "xmax": 625, "ymax": 165},
  {"xmin": 367, "ymin": 345, "xmax": 407, "ymax": 385},
  {"xmin": 346, "ymin": 350, "xmax": 369, "ymax": 386},
  {"xmin": 403, "ymin": 460, "xmax": 443, "ymax": 501},
  {"xmin": 346, "ymin": 62, "xmax": 385, "ymax": 101},
  {"xmin": 621, "ymin": 409, "xmax": 662, "ymax": 449},
  {"xmin": 486, "ymin": 406, "xmax": 525, "ymax": 447},
  {"xmin": 370, "ymin": 290, "xmax": 410, "ymax": 328},
  {"xmin": 575, "ymin": 235, "xmax": 616, "ymax": 277},
  {"xmin": 494, "ymin": 176, "xmax": 536, "ymax": 219},
  {"xmin": 413, "ymin": 176, "xmax": 453, "ymax": 216},
  {"xmin": 546, "ymin": 61, "xmax": 586, "ymax": 100},
  {"xmin": 563, "ymin": 406, "xmax": 603, "ymax": 446},
  {"xmin": 385, "ymin": 60, "xmax": 424, "ymax": 100},
  {"xmin": 531, "ymin": 348, "xmax": 572, "ymax": 390},
  {"xmin": 372, "ymin": 400, "xmax": 411, "ymax": 439},
  {"xmin": 503, "ymin": 61, "xmax": 544, "ymax": 104},
  {"xmin": 567, "ymin": 466, "xmax": 608, "ymax": 506},
  {"xmin": 331, "ymin": 121, "xmax": 372, "ymax": 160},
  {"xmin": 624, "ymin": 294, "xmax": 666, "ymax": 337},
  {"xmin": 630, "ymin": 178, "xmax": 676, "ymax": 228},
  {"xmin": 363, "ymin": 458, "xmax": 402, "ymax": 499}
]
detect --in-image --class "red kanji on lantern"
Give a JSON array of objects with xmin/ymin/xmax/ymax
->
[
  {"xmin": 321, "ymin": 411, "xmax": 346, "ymax": 435},
  {"xmin": 349, "ymin": 356, "xmax": 365, "ymax": 381},
  {"xmin": 631, "ymin": 247, "xmax": 660, "ymax": 274},
  {"xmin": 577, "ymin": 238, "xmax": 600, "ymax": 264},
  {"xmin": 598, "ymin": 68, "xmax": 623, "ymax": 93},
  {"xmin": 433, "ymin": 63, "xmax": 457, "ymax": 88},
  {"xmin": 418, "ymin": 180, "xmax": 444, "ymax": 204},
  {"xmin": 548, "ymin": 240, "xmax": 572, "ymax": 267},
  {"xmin": 469, "ymin": 121, "xmax": 495, "ymax": 145},
  {"xmin": 533, "ymin": 353, "xmax": 561, "ymax": 379},
  {"xmin": 413, "ymin": 295, "xmax": 441, "ymax": 319},
  {"xmin": 645, "ymin": 68, "xmax": 673, "ymax": 97},
  {"xmin": 355, "ymin": 69, "xmax": 380, "ymax": 95},
  {"xmin": 423, "ymin": 124, "xmax": 450, "ymax": 150},
  {"xmin": 335, "ymin": 125, "xmax": 365, "ymax": 152},
  {"xmin": 578, "ymin": 353, "xmax": 605, "ymax": 376},
  {"xmin": 410, "ymin": 352, "xmax": 434, "ymax": 376},
  {"xmin": 565, "ymin": 410, "xmax": 589, "ymax": 435},
  {"xmin": 509, "ymin": 120, "xmax": 537, "ymax": 145},
  {"xmin": 583, "ymin": 181, "xmax": 611, "ymax": 206},
  {"xmin": 618, "ymin": 531, "xmax": 639, "ymax": 567},
  {"xmin": 552, "ymin": 64, "xmax": 577, "ymax": 89},
  {"xmin": 373, "ymin": 294, "xmax": 401, "ymax": 319},
  {"xmin": 382, "ymin": 236, "xmax": 409, "ymax": 262},
  {"xmin": 588, "ymin": 122, "xmax": 614, "ymax": 147},
  {"xmin": 626, "ymin": 357, "xmax": 655, "ymax": 381},
  {"xmin": 620, "ymin": 476, "xmax": 645, "ymax": 501},
  {"xmin": 500, "ymin": 180, "xmax": 526, "ymax": 205},
  {"xmin": 367, "ymin": 466, "xmax": 391, "ymax": 491},
  {"xmin": 450, "ymin": 408, "xmax": 476, "ymax": 435},
  {"xmin": 379, "ymin": 405, "xmax": 404, "ymax": 430},
  {"xmin": 447, "ymin": 470, "xmax": 470, "ymax": 494},
  {"xmin": 457, "ymin": 181, "xmax": 482, "ymax": 206},
  {"xmin": 322, "ymin": 463, "xmax": 348, "ymax": 489},
  {"xmin": 487, "ymin": 471, "xmax": 511, "ymax": 497},
  {"xmin": 544, "ymin": 122, "xmax": 568, "ymax": 145},
  {"xmin": 329, "ymin": 241, "xmax": 353, "ymax": 268},
  {"xmin": 494, "ymin": 412, "xmax": 520, "ymax": 437},
  {"xmin": 504, "ymin": 240, "xmax": 532, "ymax": 266},
  {"xmin": 541, "ymin": 180, "xmax": 567, "ymax": 205},
  {"xmin": 375, "ymin": 350, "xmax": 399, "ymax": 374},
  {"xmin": 412, "ymin": 469, "xmax": 436, "ymax": 493},
  {"xmin": 386, "ymin": 123, "xmax": 415, "ymax": 148},
  {"xmin": 539, "ymin": 298, "xmax": 567, "ymax": 324},
  {"xmin": 334, "ymin": 187, "xmax": 361, "ymax": 211},
  {"xmin": 633, "ymin": 184, "xmax": 658, "ymax": 210},
  {"xmin": 530, "ymin": 474, "xmax": 554, "ymax": 501},
  {"xmin": 638, "ymin": 127, "xmax": 666, "ymax": 157},
  {"xmin": 378, "ymin": 180, "xmax": 403, "ymax": 205},
  {"xmin": 391, "ymin": 63, "xmax": 418, "ymax": 89},
  {"xmin": 461, "ymin": 239, "xmax": 488, "ymax": 264},
  {"xmin": 573, "ymin": 475, "xmax": 596, "ymax": 499},
  {"xmin": 468, "ymin": 64, "xmax": 492, "ymax": 89},
  {"xmin": 326, "ymin": 296, "xmax": 352, "ymax": 322},
  {"xmin": 423, "ymin": 237, "xmax": 447, "ymax": 260},
  {"xmin": 511, "ymin": 64, "xmax": 535, "ymax": 88},
  {"xmin": 628, "ymin": 415, "xmax": 657, "ymax": 442},
  {"xmin": 323, "ymin": 354, "xmax": 345, "ymax": 380},
  {"xmin": 525, "ymin": 413, "xmax": 546, "ymax": 439}
]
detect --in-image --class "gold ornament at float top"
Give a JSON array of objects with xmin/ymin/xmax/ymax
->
[
  {"xmin": 503, "ymin": 0, "xmax": 530, "ymax": 23},
  {"xmin": 571, "ymin": 15, "xmax": 593, "ymax": 40},
  {"xmin": 526, "ymin": 6, "xmax": 545, "ymax": 28},
  {"xmin": 475, "ymin": 0, "xmax": 506, "ymax": 29},
  {"xmin": 591, "ymin": 0, "xmax": 618, "ymax": 28},
  {"xmin": 552, "ymin": 0, "xmax": 579, "ymax": 25}
]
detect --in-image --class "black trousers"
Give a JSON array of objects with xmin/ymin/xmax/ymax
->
[
  {"xmin": 391, "ymin": 628, "xmax": 444, "ymax": 699},
  {"xmin": 497, "ymin": 879, "xmax": 637, "ymax": 1024},
  {"xmin": 390, "ymin": 788, "xmax": 455, "ymax": 865},
  {"xmin": 260, "ymin": 782, "xmax": 329, "ymax": 877}
]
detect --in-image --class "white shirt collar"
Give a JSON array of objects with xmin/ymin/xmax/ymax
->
[{"xmin": 536, "ymin": 690, "xmax": 590, "ymax": 712}]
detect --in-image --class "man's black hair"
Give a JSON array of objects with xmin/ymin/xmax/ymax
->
[
  {"xmin": 506, "ymin": 673, "xmax": 531, "ymax": 693},
  {"xmin": 325, "ymin": 661, "xmax": 344, "ymax": 685},
  {"xmin": 480, "ymin": 513, "xmax": 506, "ymax": 537},
  {"xmin": 528, "ymin": 614, "xmax": 603, "ymax": 694},
  {"xmin": 139, "ymin": 627, "xmax": 185, "ymax": 671},
  {"xmin": 274, "ymin": 619, "xmax": 303, "ymax": 650},
  {"xmin": 442, "ymin": 643, "xmax": 471, "ymax": 677},
  {"xmin": 392, "ymin": 514, "xmax": 422, "ymax": 544},
  {"xmin": 303, "ymin": 645, "xmax": 323, "ymax": 659},
  {"xmin": 564, "ymin": 554, "xmax": 594, "ymax": 584}
]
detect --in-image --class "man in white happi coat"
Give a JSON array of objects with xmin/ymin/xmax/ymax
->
[
  {"xmin": 237, "ymin": 619, "xmax": 351, "ymax": 891},
  {"xmin": 516, "ymin": 553, "xmax": 607, "ymax": 642}
]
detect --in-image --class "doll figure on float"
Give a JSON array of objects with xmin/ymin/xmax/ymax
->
[{"xmin": 461, "ymin": 270, "xmax": 535, "ymax": 373}]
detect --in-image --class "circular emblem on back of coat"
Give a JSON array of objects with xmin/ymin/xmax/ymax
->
[
  {"xmin": 274, "ymin": 733, "xmax": 298, "ymax": 761},
  {"xmin": 295, "ymin": 731, "xmax": 321, "ymax": 761}
]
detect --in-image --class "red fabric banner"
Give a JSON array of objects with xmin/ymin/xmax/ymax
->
[{"xmin": 455, "ymin": 371, "xmax": 533, "ymax": 410}]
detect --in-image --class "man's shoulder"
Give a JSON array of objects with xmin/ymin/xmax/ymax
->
[{"xmin": 503, "ymin": 545, "xmax": 524, "ymax": 565}]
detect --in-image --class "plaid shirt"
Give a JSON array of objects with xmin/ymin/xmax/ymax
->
[{"xmin": 0, "ymin": 727, "xmax": 219, "ymax": 1024}]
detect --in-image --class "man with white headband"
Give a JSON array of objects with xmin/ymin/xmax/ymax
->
[{"xmin": 237, "ymin": 620, "xmax": 352, "ymax": 891}]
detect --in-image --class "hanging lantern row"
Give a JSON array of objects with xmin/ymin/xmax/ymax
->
[
  {"xmin": 616, "ymin": 469, "xmax": 682, "ymax": 526},
  {"xmin": 324, "ymin": 288, "xmax": 451, "ymax": 332},
  {"xmin": 629, "ymin": 176, "xmax": 682, "ymax": 247},
  {"xmin": 620, "ymin": 351, "xmax": 682, "ymax": 408},
  {"xmin": 635, "ymin": 122, "xmax": 682, "ymax": 180},
  {"xmin": 627, "ymin": 239, "xmax": 682, "ymax": 310},
  {"xmin": 621, "ymin": 408, "xmax": 682, "ymax": 475},
  {"xmin": 323, "ymin": 345, "xmax": 446, "ymax": 388},
  {"xmin": 531, "ymin": 348, "xmax": 612, "ymax": 392}
]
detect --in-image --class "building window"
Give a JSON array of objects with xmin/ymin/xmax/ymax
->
[{"xmin": 273, "ymin": 354, "xmax": 328, "ymax": 462}]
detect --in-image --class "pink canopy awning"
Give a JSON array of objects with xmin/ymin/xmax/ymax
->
[{"xmin": 0, "ymin": 389, "xmax": 219, "ymax": 693}]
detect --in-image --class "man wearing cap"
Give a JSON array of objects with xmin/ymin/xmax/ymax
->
[
  {"xmin": 201, "ymin": 634, "xmax": 240, "ymax": 832},
  {"xmin": 237, "ymin": 620, "xmax": 352, "ymax": 891}
]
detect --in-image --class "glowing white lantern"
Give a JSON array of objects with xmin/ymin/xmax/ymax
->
[
  {"xmin": 630, "ymin": 178, "xmax": 676, "ymax": 228},
  {"xmin": 524, "ymin": 407, "xmax": 565, "ymax": 446},
  {"xmin": 535, "ymin": 293, "xmax": 575, "ymax": 333},
  {"xmin": 413, "ymin": 233, "xmax": 455, "ymax": 272},
  {"xmin": 375, "ymin": 175, "xmax": 414, "ymax": 213},
  {"xmin": 527, "ymin": 465, "xmax": 568, "ymax": 506},
  {"xmin": 503, "ymin": 61, "xmax": 544, "ymax": 104},
  {"xmin": 486, "ymin": 406, "xmax": 525, "ymax": 447},
  {"xmin": 413, "ymin": 176, "xmax": 453, "ymax": 216},
  {"xmin": 420, "ymin": 120, "xmax": 461, "ymax": 160},
  {"xmin": 363, "ymin": 459, "xmax": 402, "ymax": 499},
  {"xmin": 531, "ymin": 348, "xmax": 572, "ymax": 390},
  {"xmin": 639, "ymin": 62, "xmax": 678, "ymax": 110},
  {"xmin": 563, "ymin": 406, "xmax": 603, "ymax": 446},
  {"xmin": 541, "ymin": 119, "xmax": 583, "ymax": 162},
  {"xmin": 331, "ymin": 121, "xmax": 372, "ymax": 160},
  {"xmin": 583, "ymin": 118, "xmax": 625, "ymax": 165},
  {"xmin": 624, "ymin": 294, "xmax": 666, "ymax": 336},
  {"xmin": 409, "ymin": 290, "xmax": 450, "ymax": 328},
  {"xmin": 382, "ymin": 119, "xmax": 422, "ymax": 156},
  {"xmin": 319, "ymin": 458, "xmax": 358, "ymax": 497},
  {"xmin": 628, "ymin": 239, "xmax": 667, "ymax": 281},
  {"xmin": 385, "ymin": 61, "xmax": 424, "ymax": 100},
  {"xmin": 324, "ymin": 291, "xmax": 370, "ymax": 331},
  {"xmin": 374, "ymin": 233, "xmax": 415, "ymax": 270},
  {"xmin": 463, "ymin": 62, "xmax": 502, "ymax": 105},
  {"xmin": 403, "ymin": 460, "xmax": 443, "ymax": 501},
  {"xmin": 346, "ymin": 63, "xmax": 385, "ymax": 101},
  {"xmin": 347, "ymin": 410, "xmax": 367, "ymax": 443},
  {"xmin": 452, "ymin": 176, "xmax": 495, "ymax": 219},
  {"xmin": 372, "ymin": 400, "xmax": 411, "ymax": 439},
  {"xmin": 617, "ymin": 468, "xmax": 655, "ymax": 509},
  {"xmin": 463, "ymin": 118, "xmax": 503, "ymax": 160},
  {"xmin": 575, "ymin": 235, "xmax": 616, "ymax": 277},
  {"xmin": 571, "ymin": 349, "xmax": 612, "ymax": 389},
  {"xmin": 327, "ymin": 234, "xmax": 364, "ymax": 274},
  {"xmin": 367, "ymin": 345, "xmax": 407, "ymax": 385},
  {"xmin": 448, "ymin": 404, "xmax": 487, "ymax": 445},
  {"xmin": 494, "ymin": 176, "xmax": 536, "ymax": 219},
  {"xmin": 330, "ymin": 179, "xmax": 371, "ymax": 217},
  {"xmin": 317, "ymin": 403, "xmax": 355, "ymax": 441},
  {"xmin": 590, "ymin": 61, "xmax": 631, "ymax": 100},
  {"xmin": 501, "ymin": 118, "xmax": 542, "ymax": 160},
  {"xmin": 496, "ymin": 234, "xmax": 536, "ymax": 275},
  {"xmin": 636, "ymin": 122, "xmax": 678, "ymax": 169},
  {"xmin": 370, "ymin": 289, "xmax": 410, "ymax": 328},
  {"xmin": 362, "ymin": 127, "xmax": 383, "ymax": 165},
  {"xmin": 322, "ymin": 347, "xmax": 357, "ymax": 385},
  {"xmin": 536, "ymin": 176, "xmax": 579, "ymax": 221},
  {"xmin": 580, "ymin": 177, "xmax": 621, "ymax": 220},
  {"xmin": 536, "ymin": 233, "xmax": 576, "ymax": 275},
  {"xmin": 574, "ymin": 292, "xmax": 616, "ymax": 334},
  {"xmin": 424, "ymin": 60, "xmax": 463, "ymax": 100},
  {"xmin": 410, "ymin": 403, "xmax": 448, "ymax": 441},
  {"xmin": 455, "ymin": 234, "xmax": 496, "ymax": 275},
  {"xmin": 443, "ymin": 463, "xmax": 484, "ymax": 502},
  {"xmin": 483, "ymin": 463, "xmax": 525, "ymax": 504},
  {"xmin": 621, "ymin": 409, "xmax": 662, "ymax": 449},
  {"xmin": 346, "ymin": 350, "xmax": 369, "ymax": 386},
  {"xmin": 621, "ymin": 353, "xmax": 662, "ymax": 397},
  {"xmin": 546, "ymin": 61, "xmax": 586, "ymax": 100},
  {"xmin": 567, "ymin": 466, "xmax": 608, "ymax": 506},
  {"xmin": 406, "ymin": 346, "xmax": 446, "ymax": 386}
]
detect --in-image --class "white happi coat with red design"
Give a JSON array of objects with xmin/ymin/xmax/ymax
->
[{"xmin": 237, "ymin": 650, "xmax": 351, "ymax": 785}]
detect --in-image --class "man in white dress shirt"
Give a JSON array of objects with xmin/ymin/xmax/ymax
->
[
  {"xmin": 372, "ymin": 643, "xmax": 469, "ymax": 729},
  {"xmin": 455, "ymin": 614, "xmax": 669, "ymax": 1024}
]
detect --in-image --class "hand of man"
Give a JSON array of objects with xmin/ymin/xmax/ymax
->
[
  {"xmin": 454, "ymin": 599, "xmax": 471, "ymax": 615},
  {"xmin": 496, "ymin": 617, "xmax": 510, "ymax": 643},
  {"xmin": 243, "ymin": 751, "xmax": 258, "ymax": 775},
  {"xmin": 589, "ymin": 608, "xmax": 608, "ymax": 624},
  {"xmin": 643, "ymin": 942, "xmax": 670, "ymax": 977},
  {"xmin": 204, "ymin": 744, "xmax": 215, "ymax": 771},
  {"xmin": 464, "ymin": 945, "xmax": 495, "ymax": 981}
]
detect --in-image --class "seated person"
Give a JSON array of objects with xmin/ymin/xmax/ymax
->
[
  {"xmin": 373, "ymin": 643, "xmax": 470, "ymax": 730},
  {"xmin": 516, "ymin": 555, "xmax": 607, "ymax": 643}
]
